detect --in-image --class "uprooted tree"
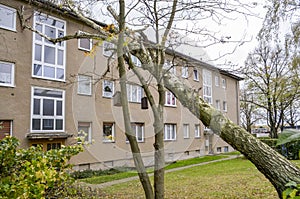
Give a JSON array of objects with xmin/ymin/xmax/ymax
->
[{"xmin": 18, "ymin": 0, "xmax": 300, "ymax": 198}]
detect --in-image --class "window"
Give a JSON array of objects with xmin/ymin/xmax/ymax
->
[
  {"xmin": 103, "ymin": 122, "xmax": 115, "ymax": 142},
  {"xmin": 193, "ymin": 69, "xmax": 199, "ymax": 81},
  {"xmin": 131, "ymin": 55, "xmax": 142, "ymax": 67},
  {"xmin": 47, "ymin": 143, "xmax": 61, "ymax": 151},
  {"xmin": 0, "ymin": 61, "xmax": 14, "ymax": 87},
  {"xmin": 195, "ymin": 124, "xmax": 200, "ymax": 138},
  {"xmin": 0, "ymin": 4, "xmax": 16, "ymax": 31},
  {"xmin": 127, "ymin": 84, "xmax": 143, "ymax": 103},
  {"xmin": 183, "ymin": 124, "xmax": 189, "ymax": 139},
  {"xmin": 78, "ymin": 31, "xmax": 92, "ymax": 51},
  {"xmin": 32, "ymin": 13, "xmax": 66, "ymax": 81},
  {"xmin": 78, "ymin": 122, "xmax": 92, "ymax": 143},
  {"xmin": 0, "ymin": 120, "xmax": 12, "ymax": 140},
  {"xmin": 216, "ymin": 100, "xmax": 221, "ymax": 110},
  {"xmin": 103, "ymin": 41, "xmax": 114, "ymax": 57},
  {"xmin": 217, "ymin": 147, "xmax": 222, "ymax": 152},
  {"xmin": 78, "ymin": 75, "xmax": 92, "ymax": 95},
  {"xmin": 182, "ymin": 66, "xmax": 188, "ymax": 78},
  {"xmin": 131, "ymin": 123, "xmax": 144, "ymax": 142},
  {"xmin": 163, "ymin": 60, "xmax": 176, "ymax": 74},
  {"xmin": 203, "ymin": 69, "xmax": 212, "ymax": 104},
  {"xmin": 223, "ymin": 101, "xmax": 227, "ymax": 112},
  {"xmin": 164, "ymin": 124, "xmax": 176, "ymax": 141},
  {"xmin": 165, "ymin": 91, "xmax": 176, "ymax": 106},
  {"xmin": 103, "ymin": 80, "xmax": 114, "ymax": 98},
  {"xmin": 224, "ymin": 146, "xmax": 229, "ymax": 152},
  {"xmin": 215, "ymin": 76, "xmax": 219, "ymax": 87},
  {"xmin": 31, "ymin": 87, "xmax": 64, "ymax": 132},
  {"xmin": 222, "ymin": 78, "xmax": 227, "ymax": 88}
]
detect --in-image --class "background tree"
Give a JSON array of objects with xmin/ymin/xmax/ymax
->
[
  {"xmin": 243, "ymin": 40, "xmax": 299, "ymax": 138},
  {"xmin": 242, "ymin": 0, "xmax": 300, "ymax": 138},
  {"xmin": 240, "ymin": 85, "xmax": 264, "ymax": 133}
]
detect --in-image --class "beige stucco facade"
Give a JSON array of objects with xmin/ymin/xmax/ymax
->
[{"xmin": 0, "ymin": 0, "xmax": 241, "ymax": 170}]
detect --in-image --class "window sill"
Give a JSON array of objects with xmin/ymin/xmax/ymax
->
[
  {"xmin": 103, "ymin": 140, "xmax": 115, "ymax": 143},
  {"xmin": 102, "ymin": 95, "xmax": 113, "ymax": 99},
  {"xmin": 0, "ymin": 26, "xmax": 17, "ymax": 32},
  {"xmin": 0, "ymin": 84, "xmax": 15, "ymax": 88},
  {"xmin": 164, "ymin": 104, "xmax": 177, "ymax": 107},
  {"xmin": 78, "ymin": 47, "xmax": 92, "ymax": 52},
  {"xmin": 32, "ymin": 75, "xmax": 66, "ymax": 83},
  {"xmin": 164, "ymin": 139, "xmax": 176, "ymax": 142}
]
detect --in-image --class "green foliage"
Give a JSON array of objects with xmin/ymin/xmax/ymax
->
[
  {"xmin": 0, "ymin": 136, "xmax": 83, "ymax": 199},
  {"xmin": 71, "ymin": 167, "xmax": 129, "ymax": 179},
  {"xmin": 283, "ymin": 181, "xmax": 300, "ymax": 199},
  {"xmin": 258, "ymin": 137, "xmax": 279, "ymax": 149}
]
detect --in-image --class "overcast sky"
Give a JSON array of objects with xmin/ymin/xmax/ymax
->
[
  {"xmin": 202, "ymin": 1, "xmax": 268, "ymax": 69},
  {"xmin": 92, "ymin": 0, "xmax": 268, "ymax": 70}
]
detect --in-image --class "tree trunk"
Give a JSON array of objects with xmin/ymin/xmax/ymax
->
[
  {"xmin": 153, "ymin": 84, "xmax": 165, "ymax": 199},
  {"xmin": 163, "ymin": 72, "xmax": 300, "ymax": 198},
  {"xmin": 117, "ymin": 1, "xmax": 153, "ymax": 198}
]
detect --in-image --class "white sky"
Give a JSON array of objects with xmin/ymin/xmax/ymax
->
[
  {"xmin": 200, "ymin": 1, "xmax": 268, "ymax": 69},
  {"xmin": 92, "ymin": 0, "xmax": 268, "ymax": 69}
]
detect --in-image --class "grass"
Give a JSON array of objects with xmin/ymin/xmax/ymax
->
[
  {"xmin": 81, "ymin": 154, "xmax": 229, "ymax": 184},
  {"xmin": 99, "ymin": 158, "xmax": 300, "ymax": 199}
]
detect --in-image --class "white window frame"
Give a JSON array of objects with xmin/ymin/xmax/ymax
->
[
  {"xmin": 165, "ymin": 90, "xmax": 176, "ymax": 107},
  {"xmin": 195, "ymin": 124, "xmax": 200, "ymax": 138},
  {"xmin": 103, "ymin": 41, "xmax": 115, "ymax": 57},
  {"xmin": 31, "ymin": 87, "xmax": 65, "ymax": 132},
  {"xmin": 183, "ymin": 124, "xmax": 189, "ymax": 139},
  {"xmin": 215, "ymin": 76, "xmax": 220, "ymax": 87},
  {"xmin": 103, "ymin": 122, "xmax": 115, "ymax": 142},
  {"xmin": 131, "ymin": 123, "xmax": 144, "ymax": 142},
  {"xmin": 222, "ymin": 78, "xmax": 227, "ymax": 88},
  {"xmin": 127, "ymin": 84, "xmax": 143, "ymax": 103},
  {"xmin": 164, "ymin": 124, "xmax": 176, "ymax": 141},
  {"xmin": 0, "ymin": 61, "xmax": 14, "ymax": 87},
  {"xmin": 203, "ymin": 69, "xmax": 212, "ymax": 104},
  {"xmin": 223, "ymin": 101, "xmax": 227, "ymax": 112},
  {"xmin": 0, "ymin": 4, "xmax": 16, "ymax": 31},
  {"xmin": 78, "ymin": 122, "xmax": 92, "ymax": 143},
  {"xmin": 78, "ymin": 31, "xmax": 92, "ymax": 51},
  {"xmin": 181, "ymin": 66, "xmax": 188, "ymax": 78},
  {"xmin": 78, "ymin": 75, "xmax": 92, "ymax": 95},
  {"xmin": 193, "ymin": 69, "xmax": 199, "ymax": 81},
  {"xmin": 32, "ymin": 12, "xmax": 66, "ymax": 81},
  {"xmin": 163, "ymin": 60, "xmax": 176, "ymax": 75},
  {"xmin": 102, "ymin": 80, "xmax": 114, "ymax": 98}
]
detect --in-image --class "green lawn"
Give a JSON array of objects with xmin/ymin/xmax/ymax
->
[
  {"xmin": 81, "ymin": 155, "xmax": 228, "ymax": 184},
  {"xmin": 98, "ymin": 158, "xmax": 300, "ymax": 199}
]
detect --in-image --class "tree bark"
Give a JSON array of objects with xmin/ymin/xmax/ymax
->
[
  {"xmin": 153, "ymin": 84, "xmax": 165, "ymax": 199},
  {"xmin": 117, "ymin": 1, "xmax": 153, "ymax": 198},
  {"xmin": 163, "ymin": 72, "xmax": 300, "ymax": 198}
]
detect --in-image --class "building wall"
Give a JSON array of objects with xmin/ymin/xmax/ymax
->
[{"xmin": 0, "ymin": 0, "xmax": 238, "ymax": 169}]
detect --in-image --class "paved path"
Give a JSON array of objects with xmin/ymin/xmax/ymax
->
[{"xmin": 80, "ymin": 155, "xmax": 240, "ymax": 190}]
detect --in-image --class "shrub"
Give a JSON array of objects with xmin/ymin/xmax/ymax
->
[{"xmin": 0, "ymin": 136, "xmax": 83, "ymax": 199}]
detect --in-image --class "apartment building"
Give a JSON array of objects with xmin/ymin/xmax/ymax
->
[{"xmin": 0, "ymin": 0, "xmax": 242, "ymax": 170}]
